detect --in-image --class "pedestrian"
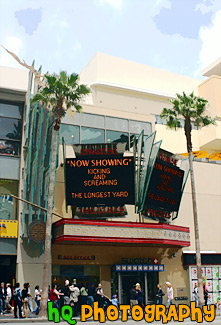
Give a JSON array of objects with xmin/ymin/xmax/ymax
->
[
  {"xmin": 135, "ymin": 283, "xmax": 143, "ymax": 308},
  {"xmin": 48, "ymin": 285, "xmax": 50, "ymax": 301},
  {"xmin": 193, "ymin": 283, "xmax": 198, "ymax": 307},
  {"xmin": 0, "ymin": 282, "xmax": 6, "ymax": 315},
  {"xmin": 203, "ymin": 284, "xmax": 209, "ymax": 306},
  {"xmin": 27, "ymin": 283, "xmax": 33, "ymax": 313},
  {"xmin": 33, "ymin": 285, "xmax": 41, "ymax": 315},
  {"xmin": 80, "ymin": 283, "xmax": 88, "ymax": 306},
  {"xmin": 5, "ymin": 283, "xmax": 12, "ymax": 313},
  {"xmin": 166, "ymin": 282, "xmax": 173, "ymax": 307},
  {"xmin": 111, "ymin": 294, "xmax": 118, "ymax": 307},
  {"xmin": 21, "ymin": 283, "xmax": 29, "ymax": 318},
  {"xmin": 63, "ymin": 280, "xmax": 70, "ymax": 306},
  {"xmin": 69, "ymin": 282, "xmax": 80, "ymax": 316},
  {"xmin": 96, "ymin": 283, "xmax": 104, "ymax": 309},
  {"xmin": 156, "ymin": 284, "xmax": 164, "ymax": 304},
  {"xmin": 49, "ymin": 284, "xmax": 64, "ymax": 311},
  {"xmin": 13, "ymin": 282, "xmax": 23, "ymax": 319},
  {"xmin": 129, "ymin": 284, "xmax": 138, "ymax": 308},
  {"xmin": 87, "ymin": 283, "xmax": 95, "ymax": 307}
]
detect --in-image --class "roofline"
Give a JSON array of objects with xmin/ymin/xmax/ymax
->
[{"xmin": 90, "ymin": 81, "xmax": 176, "ymax": 100}]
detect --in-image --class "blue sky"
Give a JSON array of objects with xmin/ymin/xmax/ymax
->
[{"xmin": 0, "ymin": 0, "xmax": 220, "ymax": 79}]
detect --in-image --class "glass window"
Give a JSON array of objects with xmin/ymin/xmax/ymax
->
[
  {"xmin": 80, "ymin": 113, "xmax": 105, "ymax": 128},
  {"xmin": 0, "ymin": 179, "xmax": 18, "ymax": 220},
  {"xmin": 0, "ymin": 102, "xmax": 23, "ymax": 119},
  {"xmin": 129, "ymin": 120, "xmax": 152, "ymax": 135},
  {"xmin": 81, "ymin": 127, "xmax": 105, "ymax": 144},
  {"xmin": 0, "ymin": 117, "xmax": 22, "ymax": 140},
  {"xmin": 106, "ymin": 130, "xmax": 129, "ymax": 145},
  {"xmin": 59, "ymin": 124, "xmax": 80, "ymax": 144},
  {"xmin": 106, "ymin": 116, "xmax": 129, "ymax": 132},
  {"xmin": 0, "ymin": 140, "xmax": 20, "ymax": 156},
  {"xmin": 62, "ymin": 112, "xmax": 80, "ymax": 125}
]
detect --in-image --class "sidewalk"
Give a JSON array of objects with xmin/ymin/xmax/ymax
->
[{"xmin": 1, "ymin": 310, "xmax": 221, "ymax": 323}]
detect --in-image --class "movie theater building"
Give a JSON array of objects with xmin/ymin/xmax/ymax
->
[
  {"xmin": 50, "ymin": 54, "xmax": 221, "ymax": 304},
  {"xmin": 0, "ymin": 54, "xmax": 220, "ymax": 304}
]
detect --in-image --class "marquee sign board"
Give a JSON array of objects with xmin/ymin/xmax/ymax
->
[
  {"xmin": 143, "ymin": 158, "xmax": 184, "ymax": 213},
  {"xmin": 75, "ymin": 206, "xmax": 127, "ymax": 218},
  {"xmin": 65, "ymin": 155, "xmax": 135, "ymax": 207}
]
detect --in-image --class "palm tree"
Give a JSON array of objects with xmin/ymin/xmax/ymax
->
[
  {"xmin": 160, "ymin": 92, "xmax": 216, "ymax": 307},
  {"xmin": 31, "ymin": 71, "xmax": 90, "ymax": 317}
]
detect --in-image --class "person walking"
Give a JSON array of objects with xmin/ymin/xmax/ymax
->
[
  {"xmin": 135, "ymin": 283, "xmax": 143, "ymax": 308},
  {"xmin": 5, "ymin": 283, "xmax": 12, "ymax": 313},
  {"xmin": 69, "ymin": 282, "xmax": 80, "ymax": 316},
  {"xmin": 156, "ymin": 284, "xmax": 164, "ymax": 304},
  {"xmin": 87, "ymin": 283, "xmax": 95, "ymax": 307},
  {"xmin": 166, "ymin": 282, "xmax": 173, "ymax": 307},
  {"xmin": 96, "ymin": 283, "xmax": 104, "ymax": 309},
  {"xmin": 33, "ymin": 285, "xmax": 41, "ymax": 315},
  {"xmin": 80, "ymin": 283, "xmax": 88, "ymax": 307},
  {"xmin": 26, "ymin": 283, "xmax": 33, "ymax": 313},
  {"xmin": 63, "ymin": 280, "xmax": 70, "ymax": 306},
  {"xmin": 0, "ymin": 282, "xmax": 6, "ymax": 315},
  {"xmin": 193, "ymin": 283, "xmax": 198, "ymax": 307},
  {"xmin": 22, "ymin": 283, "xmax": 29, "ymax": 318},
  {"xmin": 129, "ymin": 284, "xmax": 138, "ymax": 308},
  {"xmin": 49, "ymin": 284, "xmax": 64, "ymax": 311},
  {"xmin": 203, "ymin": 284, "xmax": 209, "ymax": 306},
  {"xmin": 13, "ymin": 283, "xmax": 23, "ymax": 319}
]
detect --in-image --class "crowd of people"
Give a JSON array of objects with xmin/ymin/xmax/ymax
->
[
  {"xmin": 49, "ymin": 281, "xmax": 118, "ymax": 316},
  {"xmin": 0, "ymin": 279, "xmax": 213, "ymax": 318},
  {"xmin": 0, "ymin": 282, "xmax": 41, "ymax": 318}
]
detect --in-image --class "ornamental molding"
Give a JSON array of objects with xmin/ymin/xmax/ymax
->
[{"xmin": 62, "ymin": 224, "xmax": 190, "ymax": 243}]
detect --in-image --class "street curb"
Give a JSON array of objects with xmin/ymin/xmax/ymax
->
[
  {"xmin": 0, "ymin": 317, "xmax": 48, "ymax": 323},
  {"xmin": 0, "ymin": 313, "xmax": 220, "ymax": 323},
  {"xmin": 0, "ymin": 316, "xmax": 81, "ymax": 323}
]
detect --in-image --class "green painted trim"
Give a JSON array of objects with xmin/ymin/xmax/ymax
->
[{"xmin": 138, "ymin": 140, "xmax": 162, "ymax": 213}]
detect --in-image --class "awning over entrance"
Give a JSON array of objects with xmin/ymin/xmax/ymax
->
[{"xmin": 53, "ymin": 219, "xmax": 190, "ymax": 247}]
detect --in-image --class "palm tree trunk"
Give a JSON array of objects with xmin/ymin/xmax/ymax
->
[
  {"xmin": 185, "ymin": 117, "xmax": 204, "ymax": 307},
  {"xmin": 39, "ymin": 128, "xmax": 59, "ymax": 317},
  {"xmin": 188, "ymin": 152, "xmax": 204, "ymax": 307}
]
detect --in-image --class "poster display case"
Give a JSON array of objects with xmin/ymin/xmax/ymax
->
[{"xmin": 190, "ymin": 266, "xmax": 221, "ymax": 304}]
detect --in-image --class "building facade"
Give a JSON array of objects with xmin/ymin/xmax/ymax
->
[{"xmin": 0, "ymin": 54, "xmax": 220, "ymax": 304}]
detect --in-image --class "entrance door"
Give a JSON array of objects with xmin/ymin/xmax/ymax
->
[
  {"xmin": 121, "ymin": 271, "xmax": 158, "ymax": 304},
  {"xmin": 121, "ymin": 273, "xmax": 145, "ymax": 305}
]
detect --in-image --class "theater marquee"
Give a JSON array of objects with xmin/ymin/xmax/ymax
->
[{"xmin": 65, "ymin": 155, "xmax": 135, "ymax": 207}]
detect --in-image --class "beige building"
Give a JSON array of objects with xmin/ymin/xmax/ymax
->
[{"xmin": 0, "ymin": 54, "xmax": 220, "ymax": 305}]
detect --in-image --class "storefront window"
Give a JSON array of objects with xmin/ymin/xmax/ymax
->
[
  {"xmin": 106, "ymin": 130, "xmax": 129, "ymax": 145},
  {"xmin": 0, "ymin": 102, "xmax": 23, "ymax": 119},
  {"xmin": 106, "ymin": 116, "xmax": 129, "ymax": 132},
  {"xmin": 52, "ymin": 265, "xmax": 100, "ymax": 289},
  {"xmin": 81, "ymin": 113, "xmax": 105, "ymax": 129},
  {"xmin": 0, "ymin": 140, "xmax": 20, "ymax": 156},
  {"xmin": 81, "ymin": 127, "xmax": 105, "ymax": 144},
  {"xmin": 129, "ymin": 120, "xmax": 152, "ymax": 135},
  {"xmin": 0, "ymin": 117, "xmax": 21, "ymax": 157},
  {"xmin": 0, "ymin": 117, "xmax": 21, "ymax": 140},
  {"xmin": 0, "ymin": 179, "xmax": 18, "ymax": 220},
  {"xmin": 59, "ymin": 124, "xmax": 80, "ymax": 144}
]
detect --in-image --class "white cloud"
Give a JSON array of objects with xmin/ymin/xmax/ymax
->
[
  {"xmin": 95, "ymin": 0, "xmax": 124, "ymax": 10},
  {"xmin": 198, "ymin": 10, "xmax": 221, "ymax": 73}
]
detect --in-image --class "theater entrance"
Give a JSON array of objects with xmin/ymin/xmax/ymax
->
[{"xmin": 120, "ymin": 272, "xmax": 158, "ymax": 304}]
